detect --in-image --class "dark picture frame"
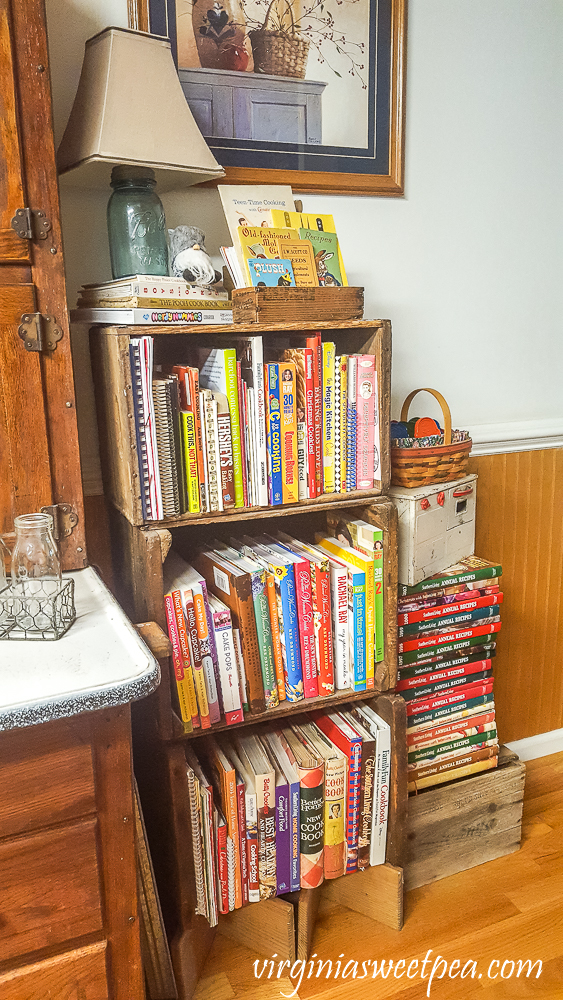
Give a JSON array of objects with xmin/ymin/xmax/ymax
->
[{"xmin": 133, "ymin": 0, "xmax": 406, "ymax": 194}]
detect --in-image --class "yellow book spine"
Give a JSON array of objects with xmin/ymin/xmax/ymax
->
[
  {"xmin": 408, "ymin": 756, "xmax": 498, "ymax": 792},
  {"xmin": 181, "ymin": 411, "xmax": 200, "ymax": 513},
  {"xmin": 280, "ymin": 361, "xmax": 298, "ymax": 503},
  {"xmin": 322, "ymin": 342, "xmax": 336, "ymax": 493},
  {"xmin": 339, "ymin": 356, "xmax": 348, "ymax": 493}
]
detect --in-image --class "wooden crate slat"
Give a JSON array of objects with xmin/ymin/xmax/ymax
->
[
  {"xmin": 231, "ymin": 286, "xmax": 364, "ymax": 325},
  {"xmin": 406, "ymin": 748, "xmax": 526, "ymax": 891},
  {"xmin": 218, "ymin": 897, "xmax": 295, "ymax": 963},
  {"xmin": 320, "ymin": 862, "xmax": 403, "ymax": 931}
]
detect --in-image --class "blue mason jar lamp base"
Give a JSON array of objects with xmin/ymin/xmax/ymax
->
[{"xmin": 107, "ymin": 165, "xmax": 169, "ymax": 279}]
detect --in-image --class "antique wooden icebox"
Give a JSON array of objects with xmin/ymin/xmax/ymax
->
[{"xmin": 389, "ymin": 473, "xmax": 478, "ymax": 587}]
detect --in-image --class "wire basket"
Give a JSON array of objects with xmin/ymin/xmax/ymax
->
[
  {"xmin": 391, "ymin": 389, "xmax": 472, "ymax": 488},
  {"xmin": 0, "ymin": 578, "xmax": 76, "ymax": 640},
  {"xmin": 249, "ymin": 0, "xmax": 310, "ymax": 79}
]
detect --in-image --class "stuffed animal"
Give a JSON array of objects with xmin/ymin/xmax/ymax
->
[{"xmin": 168, "ymin": 226, "xmax": 222, "ymax": 286}]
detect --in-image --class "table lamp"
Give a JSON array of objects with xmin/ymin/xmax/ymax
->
[{"xmin": 56, "ymin": 26, "xmax": 225, "ymax": 191}]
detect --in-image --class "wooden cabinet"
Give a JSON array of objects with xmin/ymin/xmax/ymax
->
[
  {"xmin": 0, "ymin": 0, "xmax": 85, "ymax": 567},
  {"xmin": 0, "ymin": 708, "xmax": 143, "ymax": 1000},
  {"xmin": 0, "ymin": 6, "xmax": 153, "ymax": 999},
  {"xmin": 90, "ymin": 316, "xmax": 407, "ymax": 1000}
]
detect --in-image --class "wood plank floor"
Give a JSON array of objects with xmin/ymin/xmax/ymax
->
[{"xmin": 194, "ymin": 752, "xmax": 563, "ymax": 1000}]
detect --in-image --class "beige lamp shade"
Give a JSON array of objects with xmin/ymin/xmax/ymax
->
[{"xmin": 57, "ymin": 27, "xmax": 225, "ymax": 191}]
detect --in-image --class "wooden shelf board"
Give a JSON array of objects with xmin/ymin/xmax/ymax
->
[
  {"xmin": 98, "ymin": 317, "xmax": 386, "ymax": 337},
  {"xmin": 178, "ymin": 688, "xmax": 383, "ymax": 741},
  {"xmin": 146, "ymin": 491, "xmax": 386, "ymax": 530}
]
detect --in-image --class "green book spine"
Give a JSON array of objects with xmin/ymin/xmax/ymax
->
[
  {"xmin": 250, "ymin": 568, "xmax": 279, "ymax": 709},
  {"xmin": 399, "ymin": 563, "xmax": 503, "ymax": 596},
  {"xmin": 370, "ymin": 527, "xmax": 384, "ymax": 663},
  {"xmin": 224, "ymin": 348, "xmax": 244, "ymax": 507}
]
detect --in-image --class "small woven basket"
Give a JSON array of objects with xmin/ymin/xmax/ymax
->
[
  {"xmin": 391, "ymin": 388, "xmax": 472, "ymax": 488},
  {"xmin": 249, "ymin": 0, "xmax": 310, "ymax": 79}
]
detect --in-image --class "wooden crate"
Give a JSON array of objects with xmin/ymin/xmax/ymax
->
[
  {"xmin": 405, "ymin": 746, "xmax": 525, "ymax": 890},
  {"xmin": 232, "ymin": 286, "xmax": 364, "ymax": 324},
  {"xmin": 90, "ymin": 319, "xmax": 391, "ymax": 528}
]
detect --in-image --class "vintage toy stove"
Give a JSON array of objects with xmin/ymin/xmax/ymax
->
[{"xmin": 389, "ymin": 473, "xmax": 477, "ymax": 587}]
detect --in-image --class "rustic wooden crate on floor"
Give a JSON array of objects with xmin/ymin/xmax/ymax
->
[
  {"xmin": 405, "ymin": 746, "xmax": 525, "ymax": 890},
  {"xmin": 231, "ymin": 286, "xmax": 364, "ymax": 324}
]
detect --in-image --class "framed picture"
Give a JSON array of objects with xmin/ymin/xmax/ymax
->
[{"xmin": 136, "ymin": 0, "xmax": 406, "ymax": 194}]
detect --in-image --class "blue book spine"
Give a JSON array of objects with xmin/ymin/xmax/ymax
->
[
  {"xmin": 275, "ymin": 782, "xmax": 291, "ymax": 894},
  {"xmin": 399, "ymin": 604, "xmax": 501, "ymax": 638},
  {"xmin": 276, "ymin": 563, "xmax": 304, "ymax": 702},
  {"xmin": 289, "ymin": 779, "xmax": 300, "ymax": 890},
  {"xmin": 352, "ymin": 571, "xmax": 366, "ymax": 690},
  {"xmin": 346, "ymin": 738, "xmax": 362, "ymax": 872},
  {"xmin": 267, "ymin": 363, "xmax": 283, "ymax": 505}
]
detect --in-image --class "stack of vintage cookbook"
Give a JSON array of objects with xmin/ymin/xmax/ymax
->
[
  {"xmin": 395, "ymin": 556, "xmax": 503, "ymax": 792},
  {"xmin": 71, "ymin": 273, "xmax": 233, "ymax": 326}
]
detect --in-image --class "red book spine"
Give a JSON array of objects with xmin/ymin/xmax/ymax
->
[
  {"xmin": 398, "ymin": 584, "xmax": 500, "ymax": 613},
  {"xmin": 184, "ymin": 593, "xmax": 211, "ymax": 729},
  {"xmin": 399, "ymin": 621, "xmax": 502, "ymax": 653},
  {"xmin": 170, "ymin": 591, "xmax": 200, "ymax": 729},
  {"xmin": 396, "ymin": 658, "xmax": 492, "ymax": 692},
  {"xmin": 294, "ymin": 558, "xmax": 318, "ymax": 698},
  {"xmin": 236, "ymin": 779, "xmax": 249, "ymax": 905},
  {"xmin": 316, "ymin": 563, "xmax": 335, "ymax": 695},
  {"xmin": 303, "ymin": 347, "xmax": 316, "ymax": 498},
  {"xmin": 298, "ymin": 762, "xmax": 325, "ymax": 888},
  {"xmin": 312, "ymin": 714, "xmax": 361, "ymax": 872},
  {"xmin": 189, "ymin": 367, "xmax": 207, "ymax": 512},
  {"xmin": 407, "ymin": 709, "xmax": 497, "ymax": 748},
  {"xmin": 398, "ymin": 593, "xmax": 504, "ymax": 626},
  {"xmin": 406, "ymin": 680, "xmax": 494, "ymax": 718}
]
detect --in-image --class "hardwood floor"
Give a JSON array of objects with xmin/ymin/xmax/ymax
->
[{"xmin": 194, "ymin": 752, "xmax": 563, "ymax": 1000}]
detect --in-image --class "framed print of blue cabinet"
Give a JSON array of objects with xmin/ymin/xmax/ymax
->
[{"xmin": 179, "ymin": 67, "xmax": 326, "ymax": 145}]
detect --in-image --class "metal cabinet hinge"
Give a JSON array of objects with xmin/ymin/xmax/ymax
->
[
  {"xmin": 11, "ymin": 207, "xmax": 52, "ymax": 240},
  {"xmin": 19, "ymin": 313, "xmax": 63, "ymax": 352},
  {"xmin": 40, "ymin": 504, "xmax": 79, "ymax": 540}
]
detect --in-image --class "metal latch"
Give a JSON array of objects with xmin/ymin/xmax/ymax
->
[
  {"xmin": 40, "ymin": 504, "xmax": 78, "ymax": 540},
  {"xmin": 11, "ymin": 207, "xmax": 51, "ymax": 240},
  {"xmin": 18, "ymin": 313, "xmax": 63, "ymax": 352}
]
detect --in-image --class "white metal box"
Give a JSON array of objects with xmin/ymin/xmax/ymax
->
[{"xmin": 389, "ymin": 473, "xmax": 477, "ymax": 587}]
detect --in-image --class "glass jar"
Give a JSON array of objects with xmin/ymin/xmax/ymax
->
[
  {"xmin": 11, "ymin": 513, "xmax": 62, "ymax": 630},
  {"xmin": 107, "ymin": 165, "xmax": 169, "ymax": 279}
]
